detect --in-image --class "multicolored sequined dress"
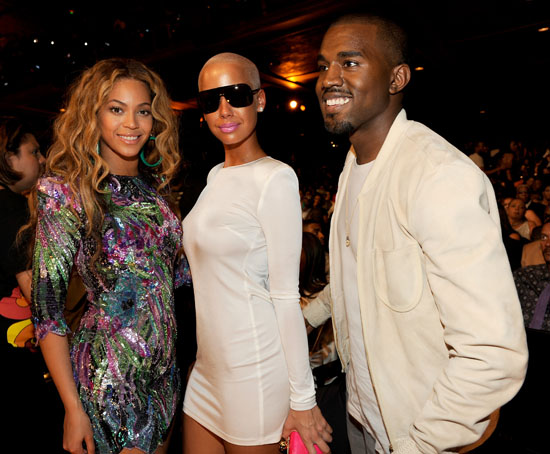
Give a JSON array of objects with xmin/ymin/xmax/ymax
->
[{"xmin": 31, "ymin": 174, "xmax": 190, "ymax": 454}]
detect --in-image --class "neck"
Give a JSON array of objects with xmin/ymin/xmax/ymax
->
[
  {"xmin": 349, "ymin": 105, "xmax": 401, "ymax": 165},
  {"xmin": 223, "ymin": 134, "xmax": 266, "ymax": 167}
]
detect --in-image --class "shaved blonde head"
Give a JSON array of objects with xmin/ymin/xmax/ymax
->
[{"xmin": 199, "ymin": 52, "xmax": 261, "ymax": 90}]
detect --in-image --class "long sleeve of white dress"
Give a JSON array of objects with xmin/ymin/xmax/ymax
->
[
  {"xmin": 182, "ymin": 157, "xmax": 316, "ymax": 444},
  {"xmin": 258, "ymin": 166, "xmax": 316, "ymax": 411}
]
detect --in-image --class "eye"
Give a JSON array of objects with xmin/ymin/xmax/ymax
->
[
  {"xmin": 342, "ymin": 60, "xmax": 359, "ymax": 68},
  {"xmin": 138, "ymin": 109, "xmax": 151, "ymax": 116},
  {"xmin": 317, "ymin": 63, "xmax": 328, "ymax": 72},
  {"xmin": 109, "ymin": 106, "xmax": 123, "ymax": 114}
]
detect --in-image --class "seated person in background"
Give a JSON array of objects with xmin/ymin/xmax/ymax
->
[
  {"xmin": 516, "ymin": 184, "xmax": 543, "ymax": 226},
  {"xmin": 299, "ymin": 232, "xmax": 349, "ymax": 454},
  {"xmin": 304, "ymin": 219, "xmax": 329, "ymax": 278},
  {"xmin": 303, "ymin": 219, "xmax": 325, "ymax": 246},
  {"xmin": 514, "ymin": 222, "xmax": 550, "ymax": 331},
  {"xmin": 506, "ymin": 198, "xmax": 537, "ymax": 240},
  {"xmin": 521, "ymin": 226, "xmax": 545, "ymax": 268}
]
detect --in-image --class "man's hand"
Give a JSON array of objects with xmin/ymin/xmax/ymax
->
[{"xmin": 282, "ymin": 406, "xmax": 333, "ymax": 454}]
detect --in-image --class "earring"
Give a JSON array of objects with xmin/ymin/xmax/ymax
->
[
  {"xmin": 96, "ymin": 141, "xmax": 101, "ymax": 155},
  {"xmin": 258, "ymin": 107, "xmax": 264, "ymax": 112},
  {"xmin": 140, "ymin": 135, "xmax": 162, "ymax": 168}
]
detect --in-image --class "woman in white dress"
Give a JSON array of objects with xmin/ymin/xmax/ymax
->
[{"xmin": 182, "ymin": 53, "xmax": 332, "ymax": 454}]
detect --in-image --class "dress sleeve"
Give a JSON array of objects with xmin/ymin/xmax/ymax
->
[
  {"xmin": 31, "ymin": 178, "xmax": 82, "ymax": 341},
  {"xmin": 257, "ymin": 166, "xmax": 316, "ymax": 411}
]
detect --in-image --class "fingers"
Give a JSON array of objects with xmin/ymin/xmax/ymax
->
[{"xmin": 85, "ymin": 433, "xmax": 96, "ymax": 454}]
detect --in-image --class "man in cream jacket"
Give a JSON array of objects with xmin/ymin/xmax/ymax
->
[{"xmin": 304, "ymin": 12, "xmax": 528, "ymax": 454}]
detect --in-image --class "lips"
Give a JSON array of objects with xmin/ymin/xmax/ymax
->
[
  {"xmin": 219, "ymin": 123, "xmax": 239, "ymax": 133},
  {"xmin": 322, "ymin": 91, "xmax": 352, "ymax": 114},
  {"xmin": 117, "ymin": 134, "xmax": 142, "ymax": 144}
]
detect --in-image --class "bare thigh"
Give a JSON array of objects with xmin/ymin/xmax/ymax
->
[
  {"xmin": 183, "ymin": 413, "xmax": 225, "ymax": 454},
  {"xmin": 224, "ymin": 441, "xmax": 280, "ymax": 454},
  {"xmin": 183, "ymin": 413, "xmax": 280, "ymax": 454}
]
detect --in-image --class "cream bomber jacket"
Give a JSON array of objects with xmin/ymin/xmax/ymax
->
[{"xmin": 303, "ymin": 110, "xmax": 528, "ymax": 454}]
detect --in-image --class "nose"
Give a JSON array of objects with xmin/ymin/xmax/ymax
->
[
  {"xmin": 123, "ymin": 112, "xmax": 139, "ymax": 129},
  {"xmin": 218, "ymin": 96, "xmax": 233, "ymax": 117},
  {"xmin": 37, "ymin": 152, "xmax": 46, "ymax": 165},
  {"xmin": 321, "ymin": 62, "xmax": 344, "ymax": 88}
]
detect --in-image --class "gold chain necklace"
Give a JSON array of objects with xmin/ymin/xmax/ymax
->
[{"xmin": 344, "ymin": 179, "xmax": 359, "ymax": 247}]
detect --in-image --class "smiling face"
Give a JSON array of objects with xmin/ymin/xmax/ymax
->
[
  {"xmin": 97, "ymin": 78, "xmax": 153, "ymax": 175},
  {"xmin": 199, "ymin": 61, "xmax": 265, "ymax": 149},
  {"xmin": 316, "ymin": 22, "xmax": 403, "ymax": 137}
]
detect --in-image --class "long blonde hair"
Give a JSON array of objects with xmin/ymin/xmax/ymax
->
[{"xmin": 24, "ymin": 58, "xmax": 180, "ymax": 261}]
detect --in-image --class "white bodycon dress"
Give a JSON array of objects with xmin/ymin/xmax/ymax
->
[{"xmin": 182, "ymin": 157, "xmax": 316, "ymax": 445}]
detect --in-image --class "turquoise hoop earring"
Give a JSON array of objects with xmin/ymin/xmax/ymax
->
[
  {"xmin": 139, "ymin": 136, "xmax": 162, "ymax": 168},
  {"xmin": 96, "ymin": 141, "xmax": 101, "ymax": 155}
]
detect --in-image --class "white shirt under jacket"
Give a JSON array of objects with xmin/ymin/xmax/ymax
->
[{"xmin": 303, "ymin": 110, "xmax": 528, "ymax": 454}]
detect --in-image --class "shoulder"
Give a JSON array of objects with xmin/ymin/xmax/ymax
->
[
  {"xmin": 255, "ymin": 157, "xmax": 297, "ymax": 182},
  {"xmin": 514, "ymin": 264, "xmax": 549, "ymax": 281},
  {"xmin": 206, "ymin": 163, "xmax": 224, "ymax": 183},
  {"xmin": 37, "ymin": 175, "xmax": 82, "ymax": 212},
  {"xmin": 395, "ymin": 121, "xmax": 490, "ymax": 195}
]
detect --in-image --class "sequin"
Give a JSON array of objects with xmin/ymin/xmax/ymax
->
[{"xmin": 31, "ymin": 174, "xmax": 190, "ymax": 454}]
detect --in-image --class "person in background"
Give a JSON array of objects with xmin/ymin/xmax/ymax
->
[
  {"xmin": 516, "ymin": 184, "xmax": 543, "ymax": 226},
  {"xmin": 30, "ymin": 58, "xmax": 189, "ymax": 454},
  {"xmin": 182, "ymin": 52, "xmax": 331, "ymax": 454},
  {"xmin": 299, "ymin": 232, "xmax": 349, "ymax": 454},
  {"xmin": 0, "ymin": 118, "xmax": 51, "ymax": 452},
  {"xmin": 506, "ymin": 198, "xmax": 536, "ymax": 240},
  {"xmin": 304, "ymin": 12, "xmax": 527, "ymax": 454},
  {"xmin": 514, "ymin": 222, "xmax": 550, "ymax": 331},
  {"xmin": 521, "ymin": 225, "xmax": 545, "ymax": 268}
]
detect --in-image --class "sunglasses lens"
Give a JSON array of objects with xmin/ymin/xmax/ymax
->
[
  {"xmin": 225, "ymin": 84, "xmax": 253, "ymax": 108},
  {"xmin": 198, "ymin": 84, "xmax": 257, "ymax": 114},
  {"xmin": 198, "ymin": 92, "xmax": 221, "ymax": 114}
]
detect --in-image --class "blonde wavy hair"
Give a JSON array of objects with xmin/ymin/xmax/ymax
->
[{"xmin": 24, "ymin": 58, "xmax": 180, "ymax": 262}]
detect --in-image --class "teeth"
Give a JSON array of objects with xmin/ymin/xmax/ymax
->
[
  {"xmin": 326, "ymin": 98, "xmax": 350, "ymax": 106},
  {"xmin": 120, "ymin": 135, "xmax": 139, "ymax": 140}
]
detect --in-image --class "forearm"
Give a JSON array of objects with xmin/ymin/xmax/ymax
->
[
  {"xmin": 15, "ymin": 269, "xmax": 32, "ymax": 302},
  {"xmin": 39, "ymin": 332, "xmax": 83, "ymax": 413}
]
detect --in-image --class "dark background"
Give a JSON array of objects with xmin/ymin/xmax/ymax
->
[{"xmin": 1, "ymin": 0, "xmax": 550, "ymax": 175}]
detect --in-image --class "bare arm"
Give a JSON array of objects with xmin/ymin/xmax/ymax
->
[
  {"xmin": 40, "ymin": 333, "xmax": 95, "ymax": 454},
  {"xmin": 15, "ymin": 269, "xmax": 32, "ymax": 302}
]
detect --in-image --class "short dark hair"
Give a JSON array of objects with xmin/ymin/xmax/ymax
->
[
  {"xmin": 329, "ymin": 13, "xmax": 409, "ymax": 67},
  {"xmin": 0, "ymin": 119, "xmax": 34, "ymax": 186}
]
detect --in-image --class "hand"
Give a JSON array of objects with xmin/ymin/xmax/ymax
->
[
  {"xmin": 63, "ymin": 407, "xmax": 95, "ymax": 454},
  {"xmin": 282, "ymin": 406, "xmax": 333, "ymax": 454}
]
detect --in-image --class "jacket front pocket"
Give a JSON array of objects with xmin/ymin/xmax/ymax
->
[{"xmin": 373, "ymin": 243, "xmax": 424, "ymax": 312}]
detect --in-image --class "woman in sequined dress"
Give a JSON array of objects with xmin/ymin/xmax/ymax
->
[{"xmin": 29, "ymin": 59, "xmax": 189, "ymax": 454}]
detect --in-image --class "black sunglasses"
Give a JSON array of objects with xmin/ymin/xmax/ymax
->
[{"xmin": 198, "ymin": 83, "xmax": 260, "ymax": 114}]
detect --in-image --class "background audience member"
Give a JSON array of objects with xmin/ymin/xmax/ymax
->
[
  {"xmin": 299, "ymin": 232, "xmax": 349, "ymax": 454},
  {"xmin": 0, "ymin": 119, "xmax": 59, "ymax": 453},
  {"xmin": 506, "ymin": 198, "xmax": 536, "ymax": 240},
  {"xmin": 516, "ymin": 184, "xmax": 543, "ymax": 225},
  {"xmin": 514, "ymin": 222, "xmax": 550, "ymax": 331},
  {"xmin": 521, "ymin": 226, "xmax": 545, "ymax": 268}
]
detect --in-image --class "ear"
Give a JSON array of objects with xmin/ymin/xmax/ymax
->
[
  {"xmin": 389, "ymin": 63, "xmax": 411, "ymax": 95},
  {"xmin": 257, "ymin": 89, "xmax": 266, "ymax": 112}
]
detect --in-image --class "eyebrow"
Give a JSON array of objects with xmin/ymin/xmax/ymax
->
[
  {"xmin": 108, "ymin": 99, "xmax": 152, "ymax": 107},
  {"xmin": 317, "ymin": 50, "xmax": 364, "ymax": 61}
]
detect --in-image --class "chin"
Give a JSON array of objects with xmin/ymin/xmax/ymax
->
[{"xmin": 324, "ymin": 118, "xmax": 354, "ymax": 136}]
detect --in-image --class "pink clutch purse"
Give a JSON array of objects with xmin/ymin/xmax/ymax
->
[{"xmin": 288, "ymin": 431, "xmax": 322, "ymax": 454}]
